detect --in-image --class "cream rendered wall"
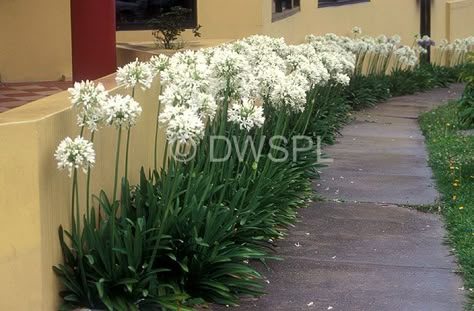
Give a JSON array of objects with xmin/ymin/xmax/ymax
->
[
  {"xmin": 0, "ymin": 0, "xmax": 72, "ymax": 82},
  {"xmin": 1, "ymin": 0, "xmax": 472, "ymax": 82},
  {"xmin": 262, "ymin": 0, "xmax": 420, "ymax": 45},
  {"xmin": 0, "ymin": 74, "xmax": 163, "ymax": 310},
  {"xmin": 446, "ymin": 0, "xmax": 474, "ymax": 41}
]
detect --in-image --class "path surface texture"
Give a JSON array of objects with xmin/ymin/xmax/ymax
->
[{"xmin": 218, "ymin": 85, "xmax": 467, "ymax": 311}]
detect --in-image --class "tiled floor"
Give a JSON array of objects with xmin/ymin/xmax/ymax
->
[{"xmin": 0, "ymin": 81, "xmax": 72, "ymax": 113}]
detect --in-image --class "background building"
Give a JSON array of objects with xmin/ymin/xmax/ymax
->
[{"xmin": 1, "ymin": 0, "xmax": 474, "ymax": 82}]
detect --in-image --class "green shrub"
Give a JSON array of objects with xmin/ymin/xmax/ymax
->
[
  {"xmin": 459, "ymin": 53, "xmax": 474, "ymax": 129},
  {"xmin": 344, "ymin": 74, "xmax": 390, "ymax": 110}
]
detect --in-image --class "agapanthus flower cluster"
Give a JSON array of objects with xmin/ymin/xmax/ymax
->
[
  {"xmin": 271, "ymin": 72, "xmax": 309, "ymax": 112},
  {"xmin": 208, "ymin": 47, "xmax": 257, "ymax": 98},
  {"xmin": 306, "ymin": 30, "xmax": 417, "ymax": 75},
  {"xmin": 149, "ymin": 54, "xmax": 170, "ymax": 77},
  {"xmin": 103, "ymin": 94, "xmax": 143, "ymax": 129},
  {"xmin": 434, "ymin": 37, "xmax": 474, "ymax": 66},
  {"xmin": 228, "ymin": 99, "xmax": 265, "ymax": 131},
  {"xmin": 394, "ymin": 45, "xmax": 418, "ymax": 68},
  {"xmin": 416, "ymin": 35, "xmax": 436, "ymax": 50},
  {"xmin": 158, "ymin": 33, "xmax": 360, "ymax": 144},
  {"xmin": 55, "ymin": 136, "xmax": 95, "ymax": 176},
  {"xmin": 68, "ymin": 81, "xmax": 108, "ymax": 132},
  {"xmin": 160, "ymin": 106, "xmax": 204, "ymax": 144},
  {"xmin": 352, "ymin": 26, "xmax": 362, "ymax": 35},
  {"xmin": 116, "ymin": 58, "xmax": 154, "ymax": 90}
]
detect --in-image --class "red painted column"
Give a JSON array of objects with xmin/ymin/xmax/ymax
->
[{"xmin": 70, "ymin": 0, "xmax": 117, "ymax": 81}]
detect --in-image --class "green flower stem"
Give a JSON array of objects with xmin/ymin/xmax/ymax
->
[
  {"xmin": 113, "ymin": 126, "xmax": 123, "ymax": 203},
  {"xmin": 111, "ymin": 124, "xmax": 124, "ymax": 271},
  {"xmin": 72, "ymin": 168, "xmax": 90, "ymax": 305},
  {"xmin": 154, "ymin": 87, "xmax": 163, "ymax": 171},
  {"xmin": 124, "ymin": 128, "xmax": 131, "ymax": 180},
  {"xmin": 85, "ymin": 131, "xmax": 95, "ymax": 220},
  {"xmin": 162, "ymin": 141, "xmax": 169, "ymax": 172},
  {"xmin": 71, "ymin": 169, "xmax": 77, "ymax": 238},
  {"xmin": 74, "ymin": 169, "xmax": 80, "ymax": 240},
  {"xmin": 124, "ymin": 86, "xmax": 137, "ymax": 181}
]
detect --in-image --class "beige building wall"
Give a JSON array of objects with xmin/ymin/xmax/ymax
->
[
  {"xmin": 446, "ymin": 0, "xmax": 474, "ymax": 41},
  {"xmin": 0, "ymin": 0, "xmax": 72, "ymax": 83},
  {"xmin": 1, "ymin": 0, "xmax": 473, "ymax": 82},
  {"xmin": 262, "ymin": 0, "xmax": 420, "ymax": 45},
  {"xmin": 0, "ymin": 74, "xmax": 164, "ymax": 310}
]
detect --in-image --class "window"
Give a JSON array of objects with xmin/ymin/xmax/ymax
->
[
  {"xmin": 318, "ymin": 0, "xmax": 369, "ymax": 8},
  {"xmin": 272, "ymin": 0, "xmax": 300, "ymax": 21},
  {"xmin": 116, "ymin": 0, "xmax": 196, "ymax": 31}
]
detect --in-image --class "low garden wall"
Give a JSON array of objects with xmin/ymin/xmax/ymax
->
[{"xmin": 0, "ymin": 74, "xmax": 162, "ymax": 310}]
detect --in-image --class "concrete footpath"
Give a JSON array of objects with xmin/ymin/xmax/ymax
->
[{"xmin": 216, "ymin": 85, "xmax": 466, "ymax": 311}]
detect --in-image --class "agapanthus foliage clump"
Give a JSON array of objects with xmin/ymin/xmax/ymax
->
[{"xmin": 53, "ymin": 29, "xmax": 473, "ymax": 311}]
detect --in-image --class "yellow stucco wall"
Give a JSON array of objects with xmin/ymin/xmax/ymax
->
[
  {"xmin": 0, "ymin": 0, "xmax": 72, "ymax": 83},
  {"xmin": 0, "ymin": 75, "xmax": 163, "ymax": 310},
  {"xmin": 263, "ymin": 0, "xmax": 421, "ymax": 45},
  {"xmin": 446, "ymin": 0, "xmax": 474, "ymax": 41},
  {"xmin": 2, "ymin": 0, "xmax": 473, "ymax": 82}
]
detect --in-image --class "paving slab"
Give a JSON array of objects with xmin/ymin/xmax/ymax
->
[
  {"xmin": 212, "ymin": 203, "xmax": 464, "ymax": 311},
  {"xmin": 317, "ymin": 173, "xmax": 438, "ymax": 205},
  {"xmin": 318, "ymin": 86, "xmax": 465, "ymax": 205},
  {"xmin": 211, "ymin": 86, "xmax": 466, "ymax": 310}
]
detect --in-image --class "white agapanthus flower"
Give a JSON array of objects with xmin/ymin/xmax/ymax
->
[
  {"xmin": 228, "ymin": 99, "xmax": 265, "ymax": 131},
  {"xmin": 160, "ymin": 106, "xmax": 204, "ymax": 144},
  {"xmin": 55, "ymin": 136, "xmax": 95, "ymax": 177},
  {"xmin": 254, "ymin": 65, "xmax": 287, "ymax": 99},
  {"xmin": 116, "ymin": 58, "xmax": 153, "ymax": 90},
  {"xmin": 389, "ymin": 35, "xmax": 401, "ymax": 45},
  {"xmin": 68, "ymin": 80, "xmax": 108, "ymax": 109},
  {"xmin": 159, "ymin": 50, "xmax": 212, "ymax": 100},
  {"xmin": 351, "ymin": 26, "xmax": 362, "ymax": 35},
  {"xmin": 103, "ymin": 94, "xmax": 142, "ymax": 128},
  {"xmin": 209, "ymin": 47, "xmax": 251, "ymax": 94},
  {"xmin": 376, "ymin": 35, "xmax": 388, "ymax": 44},
  {"xmin": 149, "ymin": 54, "xmax": 170, "ymax": 77},
  {"xmin": 438, "ymin": 39, "xmax": 449, "ymax": 50},
  {"xmin": 190, "ymin": 92, "xmax": 218, "ymax": 119},
  {"xmin": 287, "ymin": 44, "xmax": 330, "ymax": 86},
  {"xmin": 394, "ymin": 45, "xmax": 418, "ymax": 67},
  {"xmin": 68, "ymin": 81, "xmax": 108, "ymax": 132},
  {"xmin": 271, "ymin": 72, "xmax": 309, "ymax": 113}
]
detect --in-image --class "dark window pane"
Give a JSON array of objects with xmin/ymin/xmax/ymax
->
[
  {"xmin": 319, "ymin": 0, "xmax": 369, "ymax": 8},
  {"xmin": 116, "ymin": 0, "xmax": 196, "ymax": 30},
  {"xmin": 273, "ymin": 0, "xmax": 300, "ymax": 14}
]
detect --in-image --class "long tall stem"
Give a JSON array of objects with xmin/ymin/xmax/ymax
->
[
  {"xmin": 71, "ymin": 169, "xmax": 77, "ymax": 239},
  {"xmin": 154, "ymin": 99, "xmax": 162, "ymax": 170},
  {"xmin": 124, "ymin": 128, "xmax": 131, "ymax": 180},
  {"xmin": 113, "ymin": 126, "xmax": 123, "ymax": 203},
  {"xmin": 162, "ymin": 142, "xmax": 169, "ymax": 171},
  {"xmin": 74, "ymin": 170, "xmax": 80, "ymax": 242},
  {"xmin": 73, "ymin": 168, "xmax": 91, "ymax": 304},
  {"xmin": 85, "ymin": 131, "xmax": 95, "ymax": 220},
  {"xmin": 124, "ymin": 87, "xmax": 136, "ymax": 180}
]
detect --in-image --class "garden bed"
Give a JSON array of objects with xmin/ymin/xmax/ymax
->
[{"xmin": 420, "ymin": 103, "xmax": 474, "ymax": 309}]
